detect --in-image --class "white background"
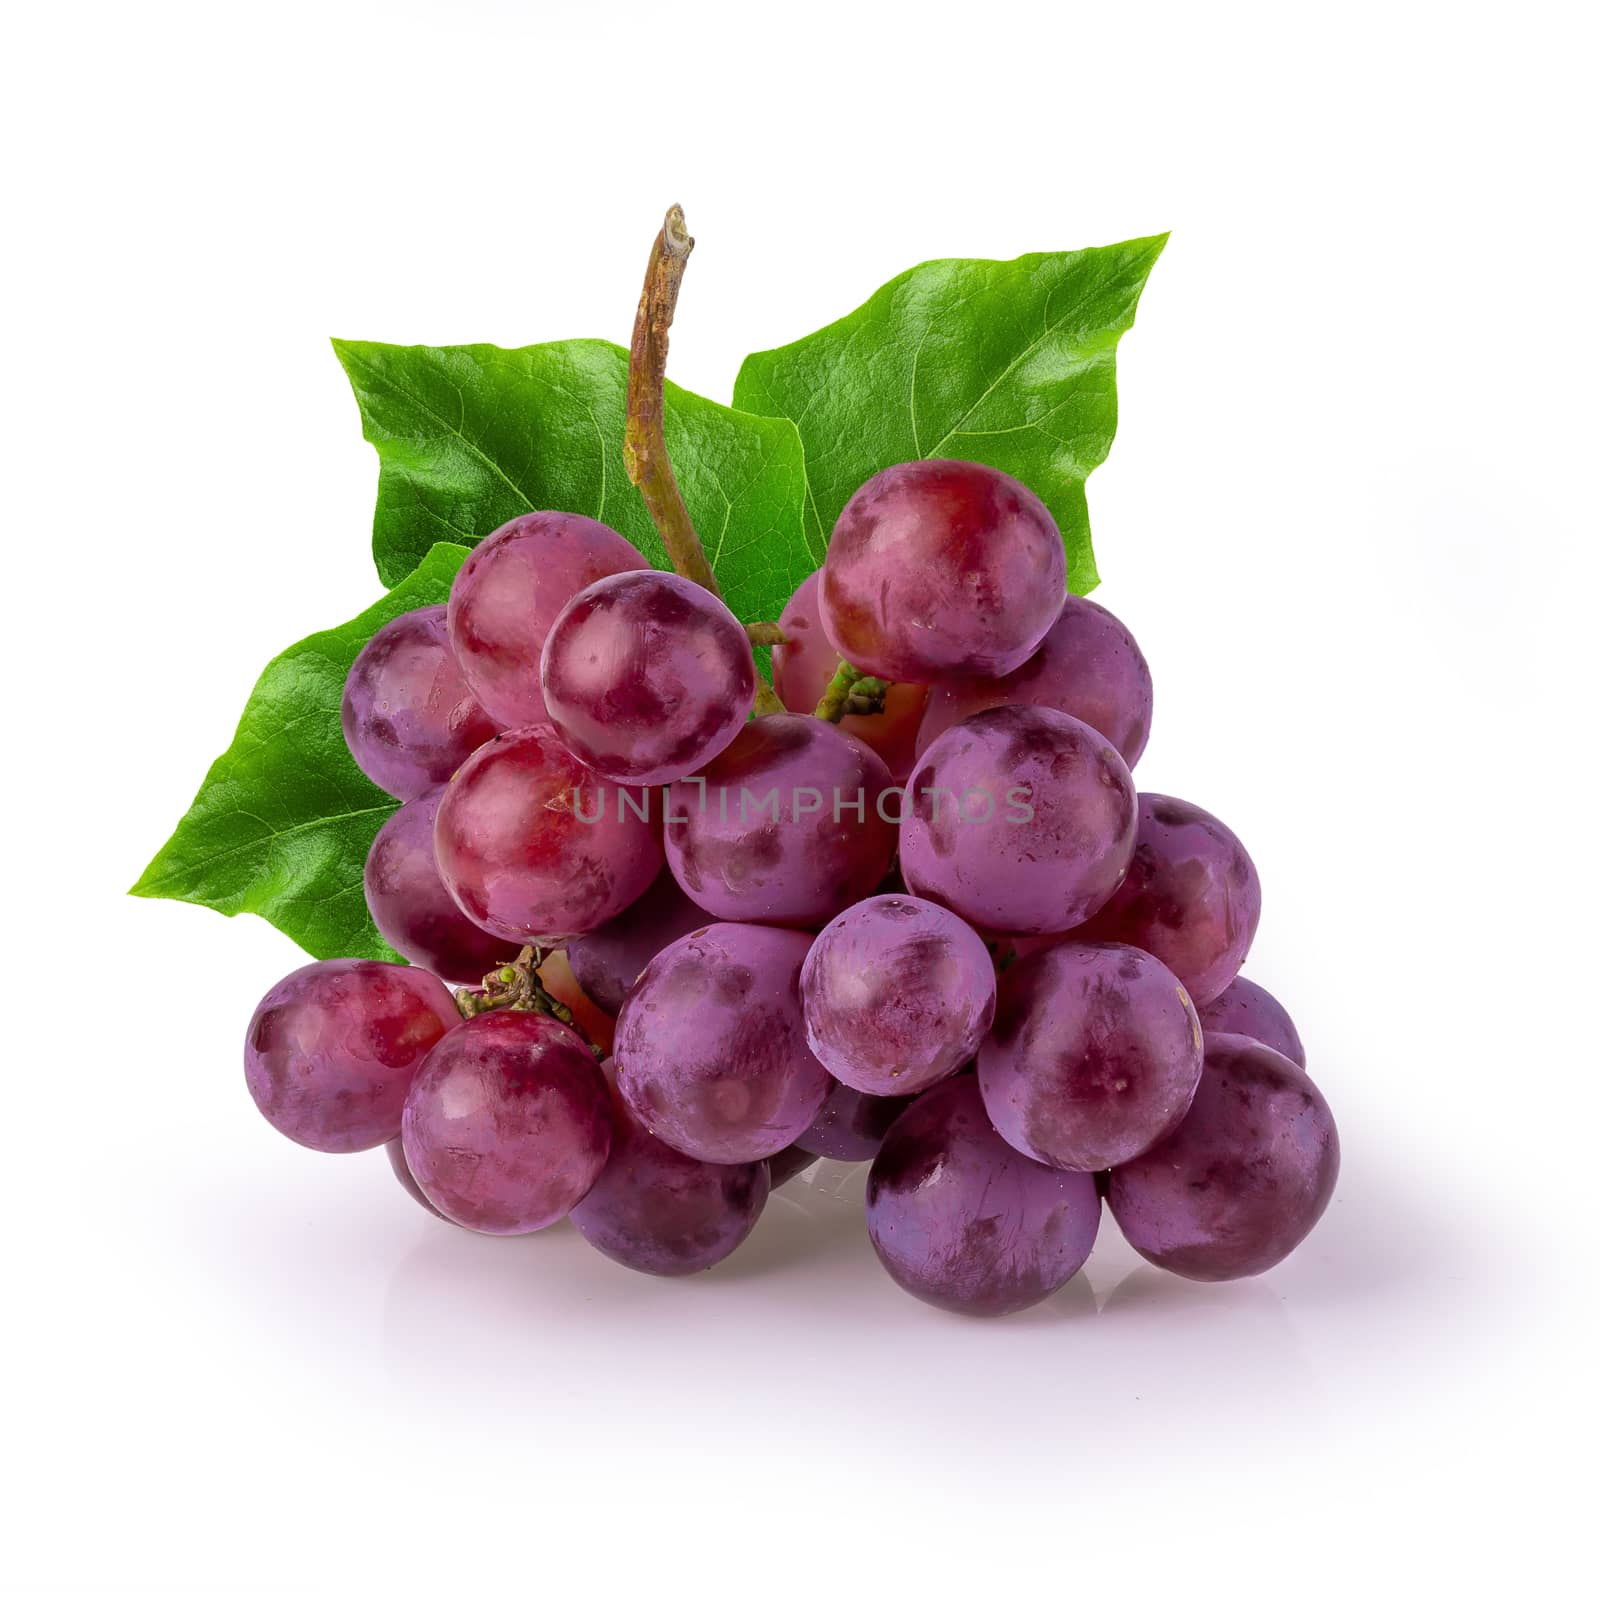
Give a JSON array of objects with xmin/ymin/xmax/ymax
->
[{"xmin": 4, "ymin": 1, "xmax": 1595, "ymax": 1593}]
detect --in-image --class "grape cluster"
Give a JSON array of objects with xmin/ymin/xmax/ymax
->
[{"xmin": 247, "ymin": 460, "xmax": 1339, "ymax": 1317}]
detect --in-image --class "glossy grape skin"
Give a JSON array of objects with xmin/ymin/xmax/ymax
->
[
  {"xmin": 978, "ymin": 942, "xmax": 1203, "ymax": 1172},
  {"xmin": 566, "ymin": 869, "xmax": 710, "ymax": 1015},
  {"xmin": 819, "ymin": 459, "xmax": 1066, "ymax": 684},
  {"xmin": 243, "ymin": 960, "xmax": 459, "ymax": 1154},
  {"xmin": 800, "ymin": 895, "xmax": 995, "ymax": 1095},
  {"xmin": 793, "ymin": 1081, "xmax": 915, "ymax": 1162},
  {"xmin": 1073, "ymin": 794, "xmax": 1262, "ymax": 1005},
  {"xmin": 866, "ymin": 1077, "xmax": 1100, "ymax": 1317},
  {"xmin": 433, "ymin": 724, "xmax": 662, "ymax": 943},
  {"xmin": 1197, "ymin": 976, "xmax": 1306, "ymax": 1069},
  {"xmin": 900, "ymin": 705, "xmax": 1137, "ymax": 936},
  {"xmin": 385, "ymin": 1138, "xmax": 447, "ymax": 1220},
  {"xmin": 916, "ymin": 595, "xmax": 1153, "ymax": 769},
  {"xmin": 664, "ymin": 714, "xmax": 897, "ymax": 927},
  {"xmin": 341, "ymin": 606, "xmax": 499, "ymax": 800},
  {"xmin": 1107, "ymin": 1034, "xmax": 1339, "ymax": 1281},
  {"xmin": 541, "ymin": 570, "xmax": 757, "ymax": 785},
  {"xmin": 447, "ymin": 511, "xmax": 649, "ymax": 730},
  {"xmin": 363, "ymin": 789, "xmax": 521, "ymax": 984},
  {"xmin": 570, "ymin": 1061, "xmax": 770, "ymax": 1275},
  {"xmin": 614, "ymin": 923, "xmax": 831, "ymax": 1163},
  {"xmin": 772, "ymin": 570, "xmax": 929, "ymax": 780},
  {"xmin": 400, "ymin": 1010, "xmax": 611, "ymax": 1234}
]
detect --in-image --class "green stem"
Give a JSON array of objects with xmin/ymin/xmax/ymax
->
[{"xmin": 814, "ymin": 659, "xmax": 892, "ymax": 722}]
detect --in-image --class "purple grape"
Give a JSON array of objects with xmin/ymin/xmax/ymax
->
[
  {"xmin": 766, "ymin": 1146, "xmax": 822, "ymax": 1187},
  {"xmin": 341, "ymin": 606, "xmax": 500, "ymax": 800},
  {"xmin": 800, "ymin": 895, "xmax": 995, "ymax": 1095},
  {"xmin": 385, "ymin": 1138, "xmax": 447, "ymax": 1220},
  {"xmin": 916, "ymin": 595, "xmax": 1153, "ymax": 769},
  {"xmin": 1197, "ymin": 976, "xmax": 1305, "ymax": 1069},
  {"xmin": 1108, "ymin": 1033, "xmax": 1339, "ymax": 1281},
  {"xmin": 664, "ymin": 714, "xmax": 897, "ymax": 927},
  {"xmin": 243, "ymin": 960, "xmax": 460, "ymax": 1154},
  {"xmin": 866, "ymin": 1077, "xmax": 1100, "ymax": 1316},
  {"xmin": 433, "ymin": 724, "xmax": 662, "ymax": 943},
  {"xmin": 978, "ymin": 942, "xmax": 1203, "ymax": 1171},
  {"xmin": 541, "ymin": 570, "xmax": 757, "ymax": 785},
  {"xmin": 570, "ymin": 1061, "xmax": 771, "ymax": 1275},
  {"xmin": 1074, "ymin": 794, "xmax": 1262, "ymax": 1005},
  {"xmin": 614, "ymin": 923, "xmax": 831, "ymax": 1163},
  {"xmin": 447, "ymin": 511, "xmax": 649, "ymax": 730},
  {"xmin": 793, "ymin": 1080, "xmax": 915, "ymax": 1162},
  {"xmin": 400, "ymin": 1010, "xmax": 611, "ymax": 1234},
  {"xmin": 900, "ymin": 704, "xmax": 1137, "ymax": 935},
  {"xmin": 772, "ymin": 569, "xmax": 929, "ymax": 781},
  {"xmin": 819, "ymin": 460, "xmax": 1066, "ymax": 683},
  {"xmin": 566, "ymin": 869, "xmax": 711, "ymax": 1015},
  {"xmin": 363, "ymin": 788, "xmax": 521, "ymax": 984}
]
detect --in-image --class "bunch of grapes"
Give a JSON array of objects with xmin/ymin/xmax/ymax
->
[{"xmin": 247, "ymin": 460, "xmax": 1339, "ymax": 1317}]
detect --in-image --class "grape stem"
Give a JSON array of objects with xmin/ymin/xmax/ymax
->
[
  {"xmin": 624, "ymin": 205, "xmax": 719, "ymax": 596},
  {"xmin": 624, "ymin": 205, "xmax": 785, "ymax": 717},
  {"xmin": 454, "ymin": 946, "xmax": 604, "ymax": 1060},
  {"xmin": 815, "ymin": 659, "xmax": 891, "ymax": 721},
  {"xmin": 744, "ymin": 621, "xmax": 785, "ymax": 647}
]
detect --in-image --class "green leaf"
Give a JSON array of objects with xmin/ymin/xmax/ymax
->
[
  {"xmin": 732, "ymin": 235, "xmax": 1168, "ymax": 594},
  {"xmin": 333, "ymin": 337, "xmax": 815, "ymax": 622},
  {"xmin": 130, "ymin": 543, "xmax": 472, "ymax": 959}
]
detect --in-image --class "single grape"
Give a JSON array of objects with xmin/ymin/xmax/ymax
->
[
  {"xmin": 900, "ymin": 704, "xmax": 1137, "ymax": 935},
  {"xmin": 614, "ymin": 923, "xmax": 831, "ymax": 1163},
  {"xmin": 566, "ymin": 868, "xmax": 711, "ymax": 1015},
  {"xmin": 401, "ymin": 1010, "xmax": 611, "ymax": 1234},
  {"xmin": 363, "ymin": 788, "xmax": 521, "ymax": 984},
  {"xmin": 772, "ymin": 570, "xmax": 929, "ymax": 780},
  {"xmin": 866, "ymin": 1077, "xmax": 1100, "ymax": 1316},
  {"xmin": 447, "ymin": 511, "xmax": 649, "ymax": 730},
  {"xmin": 1197, "ymin": 976, "xmax": 1306, "ymax": 1069},
  {"xmin": 433, "ymin": 724, "xmax": 662, "ymax": 943},
  {"xmin": 570, "ymin": 1061, "xmax": 771, "ymax": 1275},
  {"xmin": 664, "ymin": 714, "xmax": 897, "ymax": 927},
  {"xmin": 1073, "ymin": 794, "xmax": 1262, "ymax": 1005},
  {"xmin": 978, "ymin": 942, "xmax": 1203, "ymax": 1171},
  {"xmin": 819, "ymin": 459, "xmax": 1066, "ymax": 684},
  {"xmin": 766, "ymin": 1146, "xmax": 822, "ymax": 1188},
  {"xmin": 800, "ymin": 895, "xmax": 995, "ymax": 1095},
  {"xmin": 1107, "ymin": 1033, "xmax": 1339, "ymax": 1281},
  {"xmin": 541, "ymin": 570, "xmax": 757, "ymax": 785},
  {"xmin": 916, "ymin": 595, "xmax": 1153, "ymax": 769},
  {"xmin": 385, "ymin": 1138, "xmax": 447, "ymax": 1220},
  {"xmin": 243, "ymin": 960, "xmax": 459, "ymax": 1153},
  {"xmin": 793, "ymin": 1080, "xmax": 915, "ymax": 1162},
  {"xmin": 341, "ymin": 606, "xmax": 499, "ymax": 800}
]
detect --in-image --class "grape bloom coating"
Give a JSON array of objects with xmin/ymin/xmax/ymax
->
[
  {"xmin": 447, "ymin": 510, "xmax": 649, "ymax": 730},
  {"xmin": 244, "ymin": 960, "xmax": 460, "ymax": 1153},
  {"xmin": 1075, "ymin": 794, "xmax": 1262, "ymax": 1005},
  {"xmin": 901, "ymin": 704, "xmax": 1137, "ymax": 935},
  {"xmin": 340, "ymin": 605, "xmax": 500, "ymax": 800},
  {"xmin": 916, "ymin": 595, "xmax": 1154, "ymax": 769},
  {"xmin": 800, "ymin": 894, "xmax": 996, "ymax": 1096},
  {"xmin": 541, "ymin": 569, "xmax": 757, "ymax": 786},
  {"xmin": 401, "ymin": 1010, "xmax": 612, "ymax": 1235},
  {"xmin": 570, "ymin": 1061, "xmax": 771, "ymax": 1275},
  {"xmin": 1108, "ymin": 1033, "xmax": 1338, "ymax": 1281},
  {"xmin": 433, "ymin": 724, "xmax": 663, "ymax": 943},
  {"xmin": 820, "ymin": 459, "xmax": 1067, "ymax": 683},
  {"xmin": 614, "ymin": 923, "xmax": 831, "ymax": 1163},
  {"xmin": 866, "ymin": 1077, "xmax": 1101, "ymax": 1317},
  {"xmin": 665, "ymin": 714, "xmax": 897, "ymax": 927},
  {"xmin": 978, "ymin": 942, "xmax": 1204, "ymax": 1171}
]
